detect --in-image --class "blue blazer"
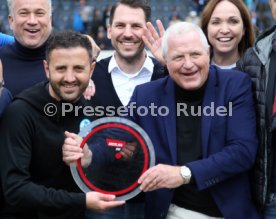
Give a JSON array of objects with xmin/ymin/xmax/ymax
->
[{"xmin": 128, "ymin": 66, "xmax": 260, "ymax": 219}]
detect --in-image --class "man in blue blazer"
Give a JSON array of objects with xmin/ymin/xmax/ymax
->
[
  {"xmin": 63, "ymin": 22, "xmax": 260, "ymax": 219},
  {"xmin": 131, "ymin": 22, "xmax": 260, "ymax": 219}
]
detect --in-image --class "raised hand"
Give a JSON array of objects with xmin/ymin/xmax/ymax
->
[
  {"xmin": 142, "ymin": 20, "xmax": 166, "ymax": 65},
  {"xmin": 83, "ymin": 79, "xmax": 96, "ymax": 100}
]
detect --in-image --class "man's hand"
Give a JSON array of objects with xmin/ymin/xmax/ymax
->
[
  {"xmin": 82, "ymin": 34, "xmax": 100, "ymax": 100},
  {"xmin": 120, "ymin": 142, "xmax": 137, "ymax": 160},
  {"xmin": 62, "ymin": 131, "xmax": 92, "ymax": 167},
  {"xmin": 85, "ymin": 34, "xmax": 101, "ymax": 60},
  {"xmin": 83, "ymin": 79, "xmax": 96, "ymax": 100},
  {"xmin": 86, "ymin": 192, "xmax": 125, "ymax": 212},
  {"xmin": 142, "ymin": 20, "xmax": 166, "ymax": 65},
  {"xmin": 138, "ymin": 164, "xmax": 184, "ymax": 192}
]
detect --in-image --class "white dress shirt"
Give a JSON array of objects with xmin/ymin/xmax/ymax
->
[{"xmin": 108, "ymin": 53, "xmax": 154, "ymax": 106}]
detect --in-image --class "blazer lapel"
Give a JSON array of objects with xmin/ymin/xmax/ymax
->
[
  {"xmin": 201, "ymin": 67, "xmax": 218, "ymax": 157},
  {"xmin": 161, "ymin": 78, "xmax": 177, "ymax": 164}
]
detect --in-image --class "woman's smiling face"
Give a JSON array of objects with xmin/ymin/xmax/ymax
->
[{"xmin": 207, "ymin": 0, "xmax": 245, "ymax": 57}]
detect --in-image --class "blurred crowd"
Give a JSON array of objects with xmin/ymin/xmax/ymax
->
[
  {"xmin": 0, "ymin": 0, "xmax": 273, "ymax": 51},
  {"xmin": 73, "ymin": 0, "xmax": 274, "ymax": 50}
]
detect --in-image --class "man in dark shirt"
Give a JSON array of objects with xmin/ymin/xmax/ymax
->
[
  {"xmin": 0, "ymin": 31, "xmax": 124, "ymax": 219},
  {"xmin": 236, "ymin": 1, "xmax": 276, "ymax": 218},
  {"xmin": 1, "ymin": 0, "xmax": 52, "ymax": 96},
  {"xmin": 0, "ymin": 0, "xmax": 98, "ymax": 97}
]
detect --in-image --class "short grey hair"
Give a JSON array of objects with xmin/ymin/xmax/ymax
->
[
  {"xmin": 7, "ymin": 0, "xmax": 52, "ymax": 16},
  {"xmin": 162, "ymin": 22, "xmax": 209, "ymax": 58}
]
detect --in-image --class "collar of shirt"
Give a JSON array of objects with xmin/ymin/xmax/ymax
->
[
  {"xmin": 108, "ymin": 52, "xmax": 154, "ymax": 106},
  {"xmin": 108, "ymin": 51, "xmax": 154, "ymax": 77}
]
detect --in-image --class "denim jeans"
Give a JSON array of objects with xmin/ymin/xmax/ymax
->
[
  {"xmin": 85, "ymin": 202, "xmax": 144, "ymax": 219},
  {"xmin": 264, "ymin": 193, "xmax": 276, "ymax": 219}
]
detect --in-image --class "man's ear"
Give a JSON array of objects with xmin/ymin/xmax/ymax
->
[
  {"xmin": 43, "ymin": 60, "xmax": 50, "ymax": 80},
  {"xmin": 107, "ymin": 24, "xmax": 111, "ymax": 40},
  {"xmin": 8, "ymin": 15, "xmax": 14, "ymax": 31}
]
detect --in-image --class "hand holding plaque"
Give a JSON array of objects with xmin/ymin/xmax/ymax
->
[{"xmin": 67, "ymin": 117, "xmax": 155, "ymax": 201}]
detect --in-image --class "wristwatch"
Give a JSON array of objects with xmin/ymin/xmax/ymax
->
[{"xmin": 180, "ymin": 166, "xmax": 191, "ymax": 184}]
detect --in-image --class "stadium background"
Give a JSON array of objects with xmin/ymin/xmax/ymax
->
[{"xmin": 0, "ymin": 0, "xmax": 273, "ymax": 59}]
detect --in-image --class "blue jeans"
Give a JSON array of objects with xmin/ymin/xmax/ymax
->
[
  {"xmin": 264, "ymin": 193, "xmax": 276, "ymax": 219},
  {"xmin": 85, "ymin": 202, "xmax": 144, "ymax": 219}
]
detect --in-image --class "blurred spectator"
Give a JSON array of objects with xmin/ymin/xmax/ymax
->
[
  {"xmin": 103, "ymin": 4, "xmax": 113, "ymax": 30},
  {"xmin": 169, "ymin": 11, "xmax": 182, "ymax": 27},
  {"xmin": 90, "ymin": 8, "xmax": 105, "ymax": 39},
  {"xmin": 73, "ymin": 1, "xmax": 85, "ymax": 33},
  {"xmin": 169, "ymin": 6, "xmax": 182, "ymax": 20},
  {"xmin": 257, "ymin": 0, "xmax": 269, "ymax": 10},
  {"xmin": 260, "ymin": 14, "xmax": 271, "ymax": 30},
  {"xmin": 185, "ymin": 10, "xmax": 201, "ymax": 26},
  {"xmin": 255, "ymin": 0, "xmax": 272, "ymax": 31},
  {"xmin": 245, "ymin": 0, "xmax": 256, "ymax": 11},
  {"xmin": 79, "ymin": 0, "xmax": 93, "ymax": 34},
  {"xmin": 251, "ymin": 10, "xmax": 262, "ymax": 36},
  {"xmin": 193, "ymin": 0, "xmax": 207, "ymax": 15},
  {"xmin": 95, "ymin": 25, "xmax": 112, "ymax": 50},
  {"xmin": 0, "ymin": 19, "xmax": 11, "ymax": 36}
]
